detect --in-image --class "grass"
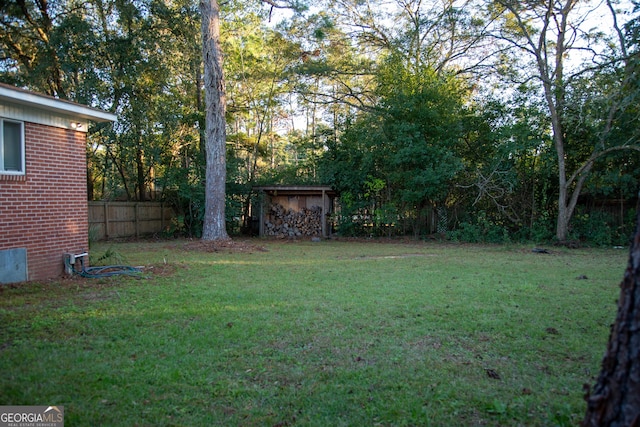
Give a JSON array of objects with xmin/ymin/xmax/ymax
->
[{"xmin": 0, "ymin": 239, "xmax": 628, "ymax": 426}]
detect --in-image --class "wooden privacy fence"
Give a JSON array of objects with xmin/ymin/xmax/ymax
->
[{"xmin": 89, "ymin": 201, "xmax": 175, "ymax": 240}]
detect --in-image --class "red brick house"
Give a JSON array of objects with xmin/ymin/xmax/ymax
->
[{"xmin": 0, "ymin": 84, "xmax": 116, "ymax": 283}]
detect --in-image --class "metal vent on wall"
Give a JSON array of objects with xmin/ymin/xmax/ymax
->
[{"xmin": 0, "ymin": 248, "xmax": 27, "ymax": 284}]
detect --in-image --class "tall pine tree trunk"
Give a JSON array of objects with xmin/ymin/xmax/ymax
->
[
  {"xmin": 200, "ymin": 0, "xmax": 229, "ymax": 241},
  {"xmin": 583, "ymin": 203, "xmax": 640, "ymax": 426}
]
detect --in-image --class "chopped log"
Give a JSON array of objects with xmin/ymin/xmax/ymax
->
[{"xmin": 264, "ymin": 203, "xmax": 323, "ymax": 237}]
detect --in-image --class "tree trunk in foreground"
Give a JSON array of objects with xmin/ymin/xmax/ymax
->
[
  {"xmin": 200, "ymin": 0, "xmax": 229, "ymax": 241},
  {"xmin": 583, "ymin": 205, "xmax": 640, "ymax": 426}
]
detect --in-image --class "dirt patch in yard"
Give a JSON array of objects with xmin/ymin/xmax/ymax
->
[{"xmin": 138, "ymin": 262, "xmax": 179, "ymax": 277}]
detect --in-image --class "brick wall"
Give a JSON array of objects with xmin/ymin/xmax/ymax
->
[{"xmin": 0, "ymin": 122, "xmax": 88, "ymax": 281}]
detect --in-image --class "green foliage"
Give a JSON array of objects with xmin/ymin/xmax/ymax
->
[
  {"xmin": 570, "ymin": 212, "xmax": 614, "ymax": 247},
  {"xmin": 447, "ymin": 221, "xmax": 482, "ymax": 243},
  {"xmin": 88, "ymin": 224, "xmax": 102, "ymax": 248},
  {"xmin": 568, "ymin": 208, "xmax": 636, "ymax": 247},
  {"xmin": 159, "ymin": 138, "xmax": 207, "ymax": 238},
  {"xmin": 321, "ymin": 60, "xmax": 469, "ymax": 236},
  {"xmin": 91, "ymin": 247, "xmax": 126, "ymax": 266},
  {"xmin": 447, "ymin": 212, "xmax": 511, "ymax": 244},
  {"xmin": 445, "ymin": 205, "xmax": 636, "ymax": 247},
  {"xmin": 1, "ymin": 0, "xmax": 637, "ymax": 245},
  {"xmin": 521, "ymin": 213, "xmax": 557, "ymax": 244}
]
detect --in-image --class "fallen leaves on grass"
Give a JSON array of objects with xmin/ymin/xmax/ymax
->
[
  {"xmin": 485, "ymin": 368, "xmax": 501, "ymax": 380},
  {"xmin": 183, "ymin": 239, "xmax": 267, "ymax": 253},
  {"xmin": 141, "ymin": 263, "xmax": 178, "ymax": 277}
]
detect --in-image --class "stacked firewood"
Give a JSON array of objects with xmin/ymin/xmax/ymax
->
[{"xmin": 264, "ymin": 203, "xmax": 323, "ymax": 237}]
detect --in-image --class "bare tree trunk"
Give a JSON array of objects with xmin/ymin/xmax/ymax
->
[
  {"xmin": 583, "ymin": 203, "xmax": 640, "ymax": 426},
  {"xmin": 136, "ymin": 146, "xmax": 146, "ymax": 201},
  {"xmin": 200, "ymin": 0, "xmax": 229, "ymax": 241}
]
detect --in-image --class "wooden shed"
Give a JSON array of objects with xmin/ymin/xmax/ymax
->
[{"xmin": 253, "ymin": 186, "xmax": 337, "ymax": 238}]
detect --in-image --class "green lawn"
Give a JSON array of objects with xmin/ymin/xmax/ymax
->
[{"xmin": 0, "ymin": 239, "xmax": 627, "ymax": 426}]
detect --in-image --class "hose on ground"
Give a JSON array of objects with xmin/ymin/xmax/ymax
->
[{"xmin": 65, "ymin": 256, "xmax": 144, "ymax": 279}]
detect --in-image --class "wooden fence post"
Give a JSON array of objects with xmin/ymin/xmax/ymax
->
[
  {"xmin": 104, "ymin": 202, "xmax": 109, "ymax": 240},
  {"xmin": 161, "ymin": 201, "xmax": 165, "ymax": 232},
  {"xmin": 135, "ymin": 202, "xmax": 140, "ymax": 238}
]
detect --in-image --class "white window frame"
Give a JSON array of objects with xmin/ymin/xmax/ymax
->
[{"xmin": 0, "ymin": 119, "xmax": 25, "ymax": 175}]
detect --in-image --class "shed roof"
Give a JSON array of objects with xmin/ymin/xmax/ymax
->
[
  {"xmin": 254, "ymin": 185, "xmax": 336, "ymax": 196},
  {"xmin": 0, "ymin": 83, "xmax": 116, "ymax": 124}
]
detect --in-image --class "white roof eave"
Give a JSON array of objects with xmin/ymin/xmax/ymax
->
[{"xmin": 0, "ymin": 85, "xmax": 116, "ymax": 123}]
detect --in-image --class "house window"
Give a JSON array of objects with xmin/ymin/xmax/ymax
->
[{"xmin": 1, "ymin": 119, "xmax": 24, "ymax": 174}]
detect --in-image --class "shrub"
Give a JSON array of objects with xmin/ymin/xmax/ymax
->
[{"xmin": 447, "ymin": 212, "xmax": 510, "ymax": 244}]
